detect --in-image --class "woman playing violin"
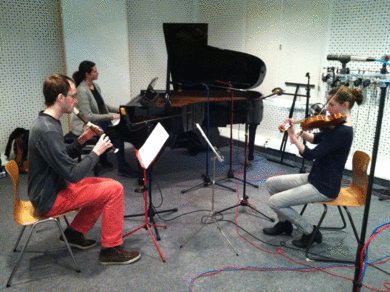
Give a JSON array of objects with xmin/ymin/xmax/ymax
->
[{"xmin": 263, "ymin": 85, "xmax": 363, "ymax": 248}]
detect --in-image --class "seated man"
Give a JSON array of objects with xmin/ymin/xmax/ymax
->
[{"xmin": 28, "ymin": 74, "xmax": 140, "ymax": 265}]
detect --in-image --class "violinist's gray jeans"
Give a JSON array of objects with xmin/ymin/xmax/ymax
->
[{"xmin": 265, "ymin": 173, "xmax": 332, "ymax": 234}]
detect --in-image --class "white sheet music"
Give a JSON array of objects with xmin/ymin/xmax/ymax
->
[
  {"xmin": 195, "ymin": 123, "xmax": 224, "ymax": 162},
  {"xmin": 135, "ymin": 122, "xmax": 169, "ymax": 169}
]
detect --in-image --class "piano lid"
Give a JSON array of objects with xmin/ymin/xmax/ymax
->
[{"xmin": 163, "ymin": 23, "xmax": 266, "ymax": 90}]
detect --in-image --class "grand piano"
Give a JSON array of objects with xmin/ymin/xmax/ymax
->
[{"xmin": 115, "ymin": 23, "xmax": 266, "ymax": 162}]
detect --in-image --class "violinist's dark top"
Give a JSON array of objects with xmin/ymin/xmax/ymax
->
[{"xmin": 301, "ymin": 124, "xmax": 353, "ymax": 199}]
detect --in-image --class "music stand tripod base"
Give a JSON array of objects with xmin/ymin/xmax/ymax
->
[
  {"xmin": 123, "ymin": 168, "xmax": 170, "ymax": 262},
  {"xmin": 180, "ymin": 157, "xmax": 239, "ymax": 256}
]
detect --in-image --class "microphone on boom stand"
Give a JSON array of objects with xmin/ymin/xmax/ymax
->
[{"xmin": 253, "ymin": 87, "xmax": 284, "ymax": 101}]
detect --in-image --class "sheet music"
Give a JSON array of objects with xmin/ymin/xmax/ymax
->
[
  {"xmin": 135, "ymin": 122, "xmax": 169, "ymax": 169},
  {"xmin": 195, "ymin": 123, "xmax": 224, "ymax": 162}
]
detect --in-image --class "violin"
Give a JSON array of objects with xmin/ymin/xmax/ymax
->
[{"xmin": 278, "ymin": 113, "xmax": 346, "ymax": 132}]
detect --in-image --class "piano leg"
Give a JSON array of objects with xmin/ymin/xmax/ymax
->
[{"xmin": 248, "ymin": 123, "xmax": 257, "ymax": 162}]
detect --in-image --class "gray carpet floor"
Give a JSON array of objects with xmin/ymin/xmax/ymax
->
[{"xmin": 0, "ymin": 145, "xmax": 389, "ymax": 292}]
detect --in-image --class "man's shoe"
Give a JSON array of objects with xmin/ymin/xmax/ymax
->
[
  {"xmin": 263, "ymin": 221, "xmax": 293, "ymax": 236},
  {"xmin": 118, "ymin": 166, "xmax": 138, "ymax": 178},
  {"xmin": 292, "ymin": 226, "xmax": 322, "ymax": 248},
  {"xmin": 59, "ymin": 228, "xmax": 97, "ymax": 250},
  {"xmin": 99, "ymin": 246, "xmax": 141, "ymax": 265}
]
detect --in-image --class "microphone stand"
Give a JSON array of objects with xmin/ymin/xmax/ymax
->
[
  {"xmin": 352, "ymin": 60, "xmax": 389, "ymax": 292},
  {"xmin": 181, "ymin": 83, "xmax": 234, "ymax": 194},
  {"xmin": 299, "ymin": 73, "xmax": 312, "ymax": 173},
  {"xmin": 216, "ymin": 84, "xmax": 259, "ymax": 191},
  {"xmin": 267, "ymin": 79, "xmax": 314, "ymax": 168},
  {"xmin": 214, "ymin": 97, "xmax": 274, "ymax": 222}
]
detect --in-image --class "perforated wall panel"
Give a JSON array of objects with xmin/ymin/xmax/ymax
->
[
  {"xmin": 325, "ymin": 0, "xmax": 390, "ymax": 179},
  {"xmin": 0, "ymin": 0, "xmax": 67, "ymax": 159}
]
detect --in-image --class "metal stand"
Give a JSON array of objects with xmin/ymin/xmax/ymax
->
[
  {"xmin": 352, "ymin": 60, "xmax": 389, "ymax": 291},
  {"xmin": 123, "ymin": 122, "xmax": 177, "ymax": 246},
  {"xmin": 267, "ymin": 76, "xmax": 314, "ymax": 169},
  {"xmin": 181, "ymin": 84, "xmax": 234, "ymax": 194},
  {"xmin": 216, "ymin": 97, "xmax": 259, "ymax": 190},
  {"xmin": 123, "ymin": 168, "xmax": 175, "ymax": 262},
  {"xmin": 180, "ymin": 155, "xmax": 239, "ymax": 255},
  {"xmin": 215, "ymin": 112, "xmax": 274, "ymax": 222}
]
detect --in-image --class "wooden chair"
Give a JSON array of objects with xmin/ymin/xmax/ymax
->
[
  {"xmin": 5, "ymin": 160, "xmax": 80, "ymax": 287},
  {"xmin": 301, "ymin": 151, "xmax": 371, "ymax": 263}
]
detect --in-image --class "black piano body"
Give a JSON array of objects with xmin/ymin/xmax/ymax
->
[
  {"xmin": 116, "ymin": 89, "xmax": 263, "ymax": 150},
  {"xmin": 114, "ymin": 22, "xmax": 266, "ymax": 158}
]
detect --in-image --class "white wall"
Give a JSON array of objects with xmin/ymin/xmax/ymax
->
[{"xmin": 60, "ymin": 0, "xmax": 131, "ymax": 107}]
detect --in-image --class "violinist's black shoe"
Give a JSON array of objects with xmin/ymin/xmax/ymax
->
[
  {"xmin": 263, "ymin": 221, "xmax": 293, "ymax": 236},
  {"xmin": 292, "ymin": 226, "xmax": 322, "ymax": 248}
]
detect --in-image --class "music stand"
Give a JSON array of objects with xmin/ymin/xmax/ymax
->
[
  {"xmin": 180, "ymin": 124, "xmax": 239, "ymax": 255},
  {"xmin": 122, "ymin": 123, "xmax": 173, "ymax": 262}
]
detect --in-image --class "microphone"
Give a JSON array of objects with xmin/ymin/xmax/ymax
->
[
  {"xmin": 272, "ymin": 87, "xmax": 284, "ymax": 95},
  {"xmin": 327, "ymin": 54, "xmax": 375, "ymax": 62}
]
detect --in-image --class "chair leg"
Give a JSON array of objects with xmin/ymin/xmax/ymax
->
[
  {"xmin": 300, "ymin": 204, "xmax": 308, "ymax": 216},
  {"xmin": 318, "ymin": 206, "xmax": 347, "ymax": 231},
  {"xmin": 7, "ymin": 218, "xmax": 80, "ymax": 287},
  {"xmin": 305, "ymin": 204, "xmax": 357, "ymax": 264},
  {"xmin": 305, "ymin": 204, "xmax": 327, "ymax": 260},
  {"xmin": 7, "ymin": 224, "xmax": 38, "ymax": 287},
  {"xmin": 55, "ymin": 218, "xmax": 81, "ymax": 273},
  {"xmin": 13, "ymin": 226, "xmax": 26, "ymax": 252},
  {"xmin": 343, "ymin": 206, "xmax": 360, "ymax": 243},
  {"xmin": 63, "ymin": 215, "xmax": 71, "ymax": 228}
]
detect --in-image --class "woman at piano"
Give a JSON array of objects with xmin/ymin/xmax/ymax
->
[
  {"xmin": 71, "ymin": 60, "xmax": 137, "ymax": 178},
  {"xmin": 262, "ymin": 85, "xmax": 363, "ymax": 248}
]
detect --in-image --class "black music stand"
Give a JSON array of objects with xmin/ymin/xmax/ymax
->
[
  {"xmin": 214, "ymin": 98, "xmax": 274, "ymax": 222},
  {"xmin": 123, "ymin": 122, "xmax": 177, "ymax": 254},
  {"xmin": 268, "ymin": 74, "xmax": 314, "ymax": 171}
]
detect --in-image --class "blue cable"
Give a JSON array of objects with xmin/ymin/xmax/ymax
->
[
  {"xmin": 359, "ymin": 221, "xmax": 390, "ymax": 290},
  {"xmin": 375, "ymin": 58, "xmax": 390, "ymax": 66},
  {"xmin": 189, "ymin": 252, "xmax": 390, "ymax": 291}
]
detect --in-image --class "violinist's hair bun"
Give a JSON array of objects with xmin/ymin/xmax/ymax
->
[{"xmin": 352, "ymin": 88, "xmax": 363, "ymax": 105}]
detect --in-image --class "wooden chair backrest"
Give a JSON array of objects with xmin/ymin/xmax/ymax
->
[
  {"xmin": 350, "ymin": 151, "xmax": 370, "ymax": 205},
  {"xmin": 5, "ymin": 160, "xmax": 21, "ymax": 207},
  {"xmin": 351, "ymin": 151, "xmax": 370, "ymax": 188}
]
